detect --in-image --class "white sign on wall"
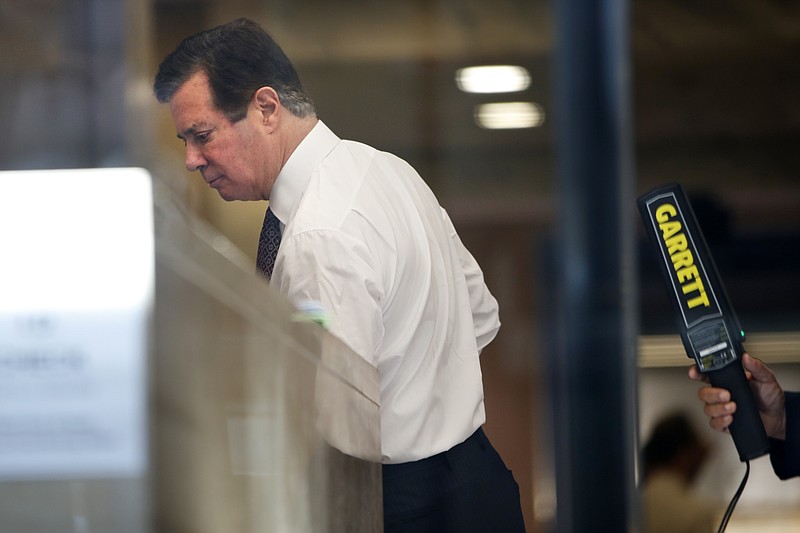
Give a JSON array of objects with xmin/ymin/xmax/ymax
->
[{"xmin": 0, "ymin": 168, "xmax": 153, "ymax": 480}]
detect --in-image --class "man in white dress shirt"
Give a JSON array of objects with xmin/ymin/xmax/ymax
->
[{"xmin": 154, "ymin": 17, "xmax": 526, "ymax": 532}]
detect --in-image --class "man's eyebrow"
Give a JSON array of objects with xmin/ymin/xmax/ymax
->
[{"xmin": 177, "ymin": 123, "xmax": 207, "ymax": 140}]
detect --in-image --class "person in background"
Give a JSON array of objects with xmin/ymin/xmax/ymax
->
[
  {"xmin": 641, "ymin": 411, "xmax": 718, "ymax": 533},
  {"xmin": 153, "ymin": 17, "xmax": 526, "ymax": 532},
  {"xmin": 689, "ymin": 353, "xmax": 799, "ymax": 479}
]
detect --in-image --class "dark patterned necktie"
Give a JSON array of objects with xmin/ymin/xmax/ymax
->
[{"xmin": 256, "ymin": 207, "xmax": 282, "ymax": 279}]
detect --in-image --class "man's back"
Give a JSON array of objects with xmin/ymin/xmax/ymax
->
[{"xmin": 271, "ymin": 123, "xmax": 500, "ymax": 462}]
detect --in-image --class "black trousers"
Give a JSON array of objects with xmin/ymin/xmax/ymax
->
[{"xmin": 382, "ymin": 427, "xmax": 526, "ymax": 532}]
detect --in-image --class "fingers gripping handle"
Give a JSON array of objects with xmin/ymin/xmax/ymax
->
[{"xmin": 709, "ymin": 360, "xmax": 771, "ymax": 461}]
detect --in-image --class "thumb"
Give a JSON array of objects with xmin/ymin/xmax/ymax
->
[{"xmin": 742, "ymin": 353, "xmax": 770, "ymax": 382}]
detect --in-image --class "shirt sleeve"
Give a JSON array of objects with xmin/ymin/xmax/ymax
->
[
  {"xmin": 441, "ymin": 208, "xmax": 500, "ymax": 352},
  {"xmin": 274, "ymin": 228, "xmax": 385, "ymax": 368},
  {"xmin": 769, "ymin": 391, "xmax": 800, "ymax": 479}
]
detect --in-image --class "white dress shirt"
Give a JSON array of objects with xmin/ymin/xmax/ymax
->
[{"xmin": 269, "ymin": 121, "xmax": 500, "ymax": 463}]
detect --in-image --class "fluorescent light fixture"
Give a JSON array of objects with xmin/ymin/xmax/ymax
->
[
  {"xmin": 456, "ymin": 65, "xmax": 531, "ymax": 94},
  {"xmin": 475, "ymin": 102, "xmax": 545, "ymax": 129}
]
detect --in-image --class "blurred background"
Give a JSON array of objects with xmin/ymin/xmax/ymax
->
[{"xmin": 1, "ymin": 0, "xmax": 798, "ymax": 531}]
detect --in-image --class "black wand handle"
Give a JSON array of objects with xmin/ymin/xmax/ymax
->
[{"xmin": 708, "ymin": 359, "xmax": 771, "ymax": 461}]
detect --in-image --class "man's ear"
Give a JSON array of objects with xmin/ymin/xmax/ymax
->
[{"xmin": 253, "ymin": 86, "xmax": 281, "ymax": 129}]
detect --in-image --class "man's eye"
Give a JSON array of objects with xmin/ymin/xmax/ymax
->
[{"xmin": 196, "ymin": 132, "xmax": 211, "ymax": 143}]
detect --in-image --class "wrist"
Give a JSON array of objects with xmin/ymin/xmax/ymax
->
[
  {"xmin": 772, "ymin": 413, "xmax": 787, "ymax": 440},
  {"xmin": 770, "ymin": 392, "xmax": 787, "ymax": 440}
]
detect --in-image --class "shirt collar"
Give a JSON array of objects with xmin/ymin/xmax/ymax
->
[{"xmin": 268, "ymin": 120, "xmax": 340, "ymax": 224}]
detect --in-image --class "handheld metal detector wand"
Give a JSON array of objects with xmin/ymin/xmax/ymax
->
[{"xmin": 638, "ymin": 183, "xmax": 770, "ymax": 531}]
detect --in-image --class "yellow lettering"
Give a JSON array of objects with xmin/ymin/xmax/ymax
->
[
  {"xmin": 687, "ymin": 291, "xmax": 711, "ymax": 309},
  {"xmin": 682, "ymin": 280, "xmax": 704, "ymax": 295},
  {"xmin": 659, "ymin": 221, "xmax": 682, "ymax": 241},
  {"xmin": 676, "ymin": 265, "xmax": 699, "ymax": 283},
  {"xmin": 656, "ymin": 204, "xmax": 677, "ymax": 223},
  {"xmin": 655, "ymin": 201, "xmax": 711, "ymax": 310},
  {"xmin": 666, "ymin": 233, "xmax": 688, "ymax": 255},
  {"xmin": 682, "ymin": 280, "xmax": 711, "ymax": 308},
  {"xmin": 671, "ymin": 250, "xmax": 694, "ymax": 270}
]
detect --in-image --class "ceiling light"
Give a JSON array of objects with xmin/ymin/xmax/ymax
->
[
  {"xmin": 456, "ymin": 65, "xmax": 531, "ymax": 94},
  {"xmin": 475, "ymin": 102, "xmax": 545, "ymax": 129}
]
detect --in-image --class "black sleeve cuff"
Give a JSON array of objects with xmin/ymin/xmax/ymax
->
[{"xmin": 769, "ymin": 391, "xmax": 800, "ymax": 480}]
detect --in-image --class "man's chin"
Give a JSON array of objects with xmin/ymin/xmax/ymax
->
[
  {"xmin": 216, "ymin": 190, "xmax": 237, "ymax": 202},
  {"xmin": 215, "ymin": 188, "xmax": 255, "ymax": 202},
  {"xmin": 210, "ymin": 184, "xmax": 233, "ymax": 201}
]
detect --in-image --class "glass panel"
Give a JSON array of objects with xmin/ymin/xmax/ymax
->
[
  {"xmin": 150, "ymin": 180, "xmax": 382, "ymax": 533},
  {"xmin": 0, "ymin": 168, "xmax": 154, "ymax": 533},
  {"xmin": 0, "ymin": 173, "xmax": 381, "ymax": 532}
]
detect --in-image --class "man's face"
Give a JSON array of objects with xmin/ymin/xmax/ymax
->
[{"xmin": 169, "ymin": 71, "xmax": 274, "ymax": 201}]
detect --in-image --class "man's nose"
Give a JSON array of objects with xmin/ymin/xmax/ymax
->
[{"xmin": 185, "ymin": 144, "xmax": 207, "ymax": 172}]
